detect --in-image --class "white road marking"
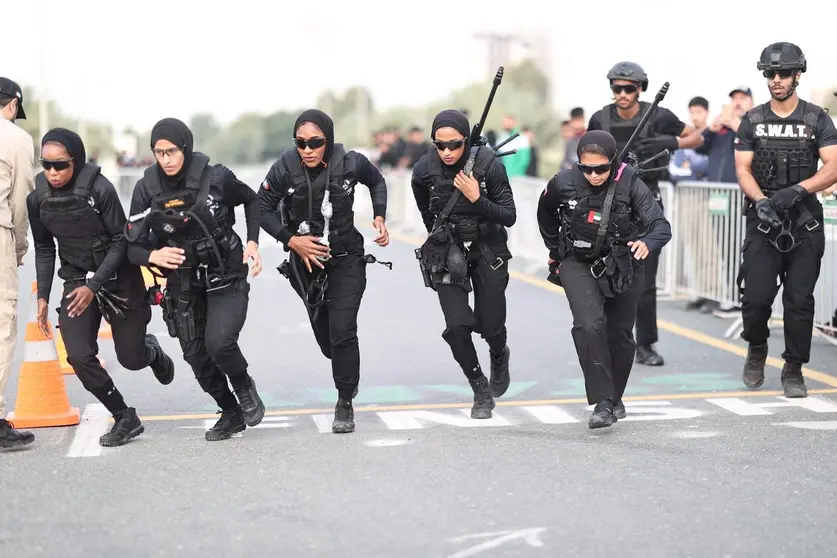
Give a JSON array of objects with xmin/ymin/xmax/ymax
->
[
  {"xmin": 66, "ymin": 404, "xmax": 111, "ymax": 458},
  {"xmin": 376, "ymin": 409, "xmax": 511, "ymax": 430},
  {"xmin": 522, "ymin": 405, "xmax": 578, "ymax": 424},
  {"xmin": 775, "ymin": 421, "xmax": 837, "ymax": 430},
  {"xmin": 707, "ymin": 396, "xmax": 837, "ymax": 416},
  {"xmin": 447, "ymin": 527, "xmax": 547, "ymax": 558},
  {"xmin": 311, "ymin": 414, "xmax": 333, "ymax": 433}
]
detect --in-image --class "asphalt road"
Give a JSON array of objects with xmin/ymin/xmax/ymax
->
[{"xmin": 3, "ymin": 218, "xmax": 837, "ymax": 558}]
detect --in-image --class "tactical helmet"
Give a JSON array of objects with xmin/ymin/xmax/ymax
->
[
  {"xmin": 757, "ymin": 42, "xmax": 806, "ymax": 73},
  {"xmin": 607, "ymin": 62, "xmax": 648, "ymax": 91}
]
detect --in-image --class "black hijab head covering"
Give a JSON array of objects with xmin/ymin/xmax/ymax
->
[
  {"xmin": 431, "ymin": 109, "xmax": 471, "ymax": 173},
  {"xmin": 150, "ymin": 117, "xmax": 194, "ymax": 189},
  {"xmin": 576, "ymin": 130, "xmax": 620, "ymax": 184},
  {"xmin": 294, "ymin": 109, "xmax": 335, "ymax": 165},
  {"xmin": 41, "ymin": 128, "xmax": 86, "ymax": 188}
]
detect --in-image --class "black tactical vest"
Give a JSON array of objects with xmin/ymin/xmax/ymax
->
[
  {"xmin": 141, "ymin": 153, "xmax": 242, "ymax": 277},
  {"xmin": 563, "ymin": 163, "xmax": 637, "ymax": 261},
  {"xmin": 281, "ymin": 144, "xmax": 356, "ymax": 247},
  {"xmin": 425, "ymin": 146, "xmax": 495, "ymax": 222},
  {"xmin": 599, "ymin": 102, "xmax": 654, "ymax": 153},
  {"xmin": 36, "ymin": 164, "xmax": 111, "ymax": 274},
  {"xmin": 748, "ymin": 101, "xmax": 821, "ymax": 193}
]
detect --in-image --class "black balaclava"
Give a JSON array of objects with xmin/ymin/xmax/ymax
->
[
  {"xmin": 576, "ymin": 130, "xmax": 621, "ymax": 186},
  {"xmin": 431, "ymin": 109, "xmax": 470, "ymax": 177},
  {"xmin": 41, "ymin": 128, "xmax": 86, "ymax": 189},
  {"xmin": 150, "ymin": 118, "xmax": 194, "ymax": 190},
  {"xmin": 294, "ymin": 109, "xmax": 335, "ymax": 167}
]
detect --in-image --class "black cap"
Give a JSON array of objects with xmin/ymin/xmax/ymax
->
[
  {"xmin": 0, "ymin": 78, "xmax": 26, "ymax": 120},
  {"xmin": 729, "ymin": 86, "xmax": 752, "ymax": 97}
]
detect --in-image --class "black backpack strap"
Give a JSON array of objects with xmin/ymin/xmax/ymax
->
[
  {"xmin": 600, "ymin": 106, "xmax": 612, "ymax": 132},
  {"xmin": 593, "ymin": 165, "xmax": 622, "ymax": 256},
  {"xmin": 73, "ymin": 163, "xmax": 101, "ymax": 201}
]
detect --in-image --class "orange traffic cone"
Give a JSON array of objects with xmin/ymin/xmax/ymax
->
[
  {"xmin": 7, "ymin": 282, "xmax": 80, "ymax": 428},
  {"xmin": 98, "ymin": 322, "xmax": 112, "ymax": 339},
  {"xmin": 56, "ymin": 326, "xmax": 106, "ymax": 375}
]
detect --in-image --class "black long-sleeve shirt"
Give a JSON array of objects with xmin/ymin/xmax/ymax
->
[
  {"xmin": 127, "ymin": 164, "xmax": 260, "ymax": 267},
  {"xmin": 410, "ymin": 155, "xmax": 516, "ymax": 232},
  {"xmin": 27, "ymin": 175, "xmax": 127, "ymax": 302},
  {"xmin": 537, "ymin": 167, "xmax": 671, "ymax": 262},
  {"xmin": 259, "ymin": 149, "xmax": 387, "ymax": 247}
]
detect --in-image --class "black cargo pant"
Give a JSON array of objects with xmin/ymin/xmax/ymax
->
[
  {"xmin": 288, "ymin": 247, "xmax": 367, "ymax": 401},
  {"xmin": 166, "ymin": 274, "xmax": 251, "ymax": 411},
  {"xmin": 60, "ymin": 265, "xmax": 155, "ymax": 393},
  {"xmin": 738, "ymin": 217, "xmax": 825, "ymax": 364},
  {"xmin": 436, "ymin": 243, "xmax": 510, "ymax": 380},
  {"xmin": 636, "ymin": 185, "xmax": 662, "ymax": 346},
  {"xmin": 559, "ymin": 257, "xmax": 645, "ymax": 405}
]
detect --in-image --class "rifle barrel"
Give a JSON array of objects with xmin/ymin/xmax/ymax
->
[{"xmin": 617, "ymin": 81, "xmax": 670, "ymax": 162}]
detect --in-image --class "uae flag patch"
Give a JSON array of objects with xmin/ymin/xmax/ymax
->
[{"xmin": 587, "ymin": 210, "xmax": 602, "ymax": 224}]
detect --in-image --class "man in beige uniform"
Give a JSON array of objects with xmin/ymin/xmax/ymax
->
[{"xmin": 0, "ymin": 77, "xmax": 35, "ymax": 448}]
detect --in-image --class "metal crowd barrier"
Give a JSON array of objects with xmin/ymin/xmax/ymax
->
[{"xmin": 111, "ymin": 164, "xmax": 837, "ymax": 346}]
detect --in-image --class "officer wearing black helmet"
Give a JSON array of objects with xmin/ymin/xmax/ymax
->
[
  {"xmin": 588, "ymin": 61, "xmax": 704, "ymax": 367},
  {"xmin": 734, "ymin": 42, "xmax": 837, "ymax": 397}
]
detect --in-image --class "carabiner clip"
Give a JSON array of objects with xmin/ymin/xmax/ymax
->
[{"xmin": 770, "ymin": 220, "xmax": 800, "ymax": 253}]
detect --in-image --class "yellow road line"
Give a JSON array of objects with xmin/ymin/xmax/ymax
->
[
  {"xmin": 385, "ymin": 228, "xmax": 837, "ymax": 386},
  {"xmin": 138, "ymin": 388, "xmax": 837, "ymax": 422}
]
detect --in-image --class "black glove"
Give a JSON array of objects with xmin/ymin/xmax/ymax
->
[
  {"xmin": 547, "ymin": 260, "xmax": 562, "ymax": 287},
  {"xmin": 420, "ymin": 234, "xmax": 450, "ymax": 273},
  {"xmin": 755, "ymin": 198, "xmax": 782, "ymax": 228},
  {"xmin": 770, "ymin": 184, "xmax": 807, "ymax": 211},
  {"xmin": 636, "ymin": 135, "xmax": 679, "ymax": 160},
  {"xmin": 608, "ymin": 246, "xmax": 634, "ymax": 295}
]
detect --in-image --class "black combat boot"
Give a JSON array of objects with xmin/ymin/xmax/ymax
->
[
  {"xmin": 0, "ymin": 419, "xmax": 35, "ymax": 449},
  {"xmin": 589, "ymin": 400, "xmax": 617, "ymax": 429},
  {"xmin": 489, "ymin": 346, "xmax": 511, "ymax": 398},
  {"xmin": 635, "ymin": 345, "xmax": 664, "ymax": 366},
  {"xmin": 469, "ymin": 375, "xmax": 495, "ymax": 419},
  {"xmin": 781, "ymin": 362, "xmax": 808, "ymax": 398},
  {"xmin": 205, "ymin": 407, "xmax": 246, "ymax": 441},
  {"xmin": 99, "ymin": 408, "xmax": 144, "ymax": 447},
  {"xmin": 234, "ymin": 375, "xmax": 265, "ymax": 427},
  {"xmin": 146, "ymin": 334, "xmax": 175, "ymax": 385},
  {"xmin": 332, "ymin": 399, "xmax": 355, "ymax": 433},
  {"xmin": 743, "ymin": 342, "xmax": 767, "ymax": 389},
  {"xmin": 613, "ymin": 400, "xmax": 627, "ymax": 420}
]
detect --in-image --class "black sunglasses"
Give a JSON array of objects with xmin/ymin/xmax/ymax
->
[
  {"xmin": 578, "ymin": 163, "xmax": 612, "ymax": 175},
  {"xmin": 611, "ymin": 84, "xmax": 638, "ymax": 95},
  {"xmin": 763, "ymin": 69, "xmax": 795, "ymax": 79},
  {"xmin": 433, "ymin": 139, "xmax": 466, "ymax": 152},
  {"xmin": 294, "ymin": 137, "xmax": 327, "ymax": 150},
  {"xmin": 40, "ymin": 158, "xmax": 73, "ymax": 171}
]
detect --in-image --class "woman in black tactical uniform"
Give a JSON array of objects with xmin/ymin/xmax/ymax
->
[
  {"xmin": 537, "ymin": 130, "xmax": 671, "ymax": 428},
  {"xmin": 411, "ymin": 109, "xmax": 516, "ymax": 420},
  {"xmin": 258, "ymin": 109, "xmax": 389, "ymax": 434},
  {"xmin": 27, "ymin": 128, "xmax": 175, "ymax": 447},
  {"xmin": 126, "ymin": 118, "xmax": 265, "ymax": 442}
]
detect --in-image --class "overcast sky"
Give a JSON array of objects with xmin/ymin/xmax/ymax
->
[{"xmin": 6, "ymin": 0, "xmax": 835, "ymax": 134}]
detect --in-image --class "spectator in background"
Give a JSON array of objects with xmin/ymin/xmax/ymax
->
[
  {"xmin": 523, "ymin": 127, "xmax": 539, "ymax": 177},
  {"xmin": 697, "ymin": 86, "xmax": 753, "ymax": 183},
  {"xmin": 561, "ymin": 108, "xmax": 586, "ymax": 171},
  {"xmin": 496, "ymin": 114, "xmax": 530, "ymax": 178},
  {"xmin": 670, "ymin": 97, "xmax": 710, "ymax": 181},
  {"xmin": 403, "ymin": 126, "xmax": 430, "ymax": 168}
]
